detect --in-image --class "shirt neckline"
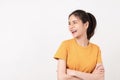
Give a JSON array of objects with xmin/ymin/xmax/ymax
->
[{"xmin": 73, "ymin": 38, "xmax": 91, "ymax": 49}]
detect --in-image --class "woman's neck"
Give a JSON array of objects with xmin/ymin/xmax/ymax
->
[{"xmin": 75, "ymin": 35, "xmax": 89, "ymax": 47}]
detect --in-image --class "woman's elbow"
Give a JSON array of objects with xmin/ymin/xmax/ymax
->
[
  {"xmin": 57, "ymin": 74, "xmax": 72, "ymax": 80},
  {"xmin": 57, "ymin": 73, "xmax": 66, "ymax": 80}
]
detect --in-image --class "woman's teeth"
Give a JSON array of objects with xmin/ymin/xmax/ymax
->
[{"xmin": 72, "ymin": 30, "xmax": 77, "ymax": 33}]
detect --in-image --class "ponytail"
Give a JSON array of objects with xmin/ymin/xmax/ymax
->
[{"xmin": 87, "ymin": 13, "xmax": 97, "ymax": 40}]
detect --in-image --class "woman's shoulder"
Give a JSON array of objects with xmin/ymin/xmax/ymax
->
[
  {"xmin": 61, "ymin": 38, "xmax": 74, "ymax": 44},
  {"xmin": 90, "ymin": 42, "xmax": 100, "ymax": 49}
]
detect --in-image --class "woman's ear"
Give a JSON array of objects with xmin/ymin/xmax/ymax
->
[{"xmin": 84, "ymin": 21, "xmax": 89, "ymax": 29}]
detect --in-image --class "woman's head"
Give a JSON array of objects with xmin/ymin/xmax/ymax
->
[{"xmin": 68, "ymin": 10, "xmax": 97, "ymax": 40}]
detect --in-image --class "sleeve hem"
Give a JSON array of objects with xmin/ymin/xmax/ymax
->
[{"xmin": 53, "ymin": 57, "xmax": 66, "ymax": 61}]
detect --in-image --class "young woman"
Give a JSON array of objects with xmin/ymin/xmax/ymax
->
[{"xmin": 54, "ymin": 10, "xmax": 104, "ymax": 80}]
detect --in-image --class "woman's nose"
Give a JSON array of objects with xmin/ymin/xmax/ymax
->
[{"xmin": 69, "ymin": 25, "xmax": 74, "ymax": 29}]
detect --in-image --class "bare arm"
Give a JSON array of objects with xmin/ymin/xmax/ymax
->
[
  {"xmin": 67, "ymin": 63, "xmax": 105, "ymax": 80},
  {"xmin": 57, "ymin": 59, "xmax": 81, "ymax": 80},
  {"xmin": 92, "ymin": 63, "xmax": 105, "ymax": 80}
]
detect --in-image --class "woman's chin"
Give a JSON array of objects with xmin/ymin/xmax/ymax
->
[{"xmin": 72, "ymin": 35, "xmax": 78, "ymax": 38}]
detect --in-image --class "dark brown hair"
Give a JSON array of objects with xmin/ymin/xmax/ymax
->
[{"xmin": 69, "ymin": 10, "xmax": 97, "ymax": 40}]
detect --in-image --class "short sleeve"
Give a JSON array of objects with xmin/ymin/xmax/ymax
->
[
  {"xmin": 54, "ymin": 41, "xmax": 68, "ymax": 61},
  {"xmin": 97, "ymin": 48, "xmax": 102, "ymax": 63}
]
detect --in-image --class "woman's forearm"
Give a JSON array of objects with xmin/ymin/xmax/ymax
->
[
  {"xmin": 75, "ymin": 71, "xmax": 95, "ymax": 80},
  {"xmin": 73, "ymin": 71, "xmax": 94, "ymax": 80},
  {"xmin": 67, "ymin": 69, "xmax": 104, "ymax": 80},
  {"xmin": 58, "ymin": 73, "xmax": 81, "ymax": 80},
  {"xmin": 67, "ymin": 64, "xmax": 104, "ymax": 80}
]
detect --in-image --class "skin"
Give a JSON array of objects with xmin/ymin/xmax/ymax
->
[{"xmin": 57, "ymin": 14, "xmax": 104, "ymax": 80}]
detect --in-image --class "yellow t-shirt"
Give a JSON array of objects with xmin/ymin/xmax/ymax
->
[{"xmin": 54, "ymin": 38, "xmax": 102, "ymax": 73}]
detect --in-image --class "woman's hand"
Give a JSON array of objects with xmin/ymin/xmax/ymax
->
[
  {"xmin": 92, "ymin": 64, "xmax": 105, "ymax": 80},
  {"xmin": 92, "ymin": 64, "xmax": 104, "ymax": 74},
  {"xmin": 67, "ymin": 69, "xmax": 76, "ymax": 77},
  {"xmin": 66, "ymin": 69, "xmax": 82, "ymax": 80},
  {"xmin": 67, "ymin": 69, "xmax": 83, "ymax": 80}
]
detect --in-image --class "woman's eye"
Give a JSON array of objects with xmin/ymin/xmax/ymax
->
[{"xmin": 73, "ymin": 21, "xmax": 77, "ymax": 24}]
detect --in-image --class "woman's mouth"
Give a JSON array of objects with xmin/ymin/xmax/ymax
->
[{"xmin": 71, "ymin": 30, "xmax": 77, "ymax": 34}]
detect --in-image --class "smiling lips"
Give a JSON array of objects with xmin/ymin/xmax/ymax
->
[{"xmin": 71, "ymin": 30, "xmax": 77, "ymax": 34}]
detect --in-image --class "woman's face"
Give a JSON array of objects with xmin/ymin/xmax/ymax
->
[{"xmin": 68, "ymin": 15, "xmax": 88, "ymax": 39}]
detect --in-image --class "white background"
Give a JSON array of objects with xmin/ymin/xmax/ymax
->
[{"xmin": 0, "ymin": 0, "xmax": 120, "ymax": 80}]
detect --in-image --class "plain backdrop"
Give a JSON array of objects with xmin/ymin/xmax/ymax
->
[{"xmin": 0, "ymin": 0, "xmax": 120, "ymax": 80}]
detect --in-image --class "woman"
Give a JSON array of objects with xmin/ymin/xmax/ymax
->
[{"xmin": 54, "ymin": 10, "xmax": 104, "ymax": 80}]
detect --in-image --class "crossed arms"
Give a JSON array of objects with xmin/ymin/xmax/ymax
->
[{"xmin": 57, "ymin": 59, "xmax": 104, "ymax": 80}]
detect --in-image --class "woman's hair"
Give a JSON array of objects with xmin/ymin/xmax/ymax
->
[{"xmin": 69, "ymin": 10, "xmax": 97, "ymax": 40}]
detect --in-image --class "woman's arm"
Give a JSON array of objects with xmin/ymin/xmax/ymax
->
[
  {"xmin": 92, "ymin": 63, "xmax": 105, "ymax": 80},
  {"xmin": 67, "ymin": 63, "xmax": 105, "ymax": 80},
  {"xmin": 57, "ymin": 59, "xmax": 81, "ymax": 80}
]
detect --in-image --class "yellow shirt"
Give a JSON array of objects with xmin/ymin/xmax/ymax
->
[{"xmin": 54, "ymin": 38, "xmax": 102, "ymax": 73}]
